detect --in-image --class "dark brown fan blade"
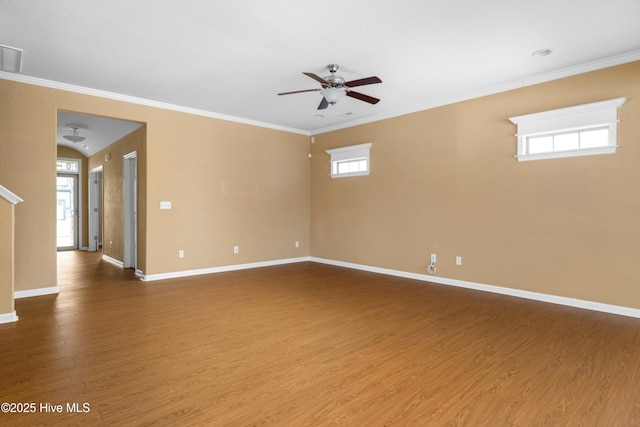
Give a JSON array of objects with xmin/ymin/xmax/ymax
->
[
  {"xmin": 303, "ymin": 72, "xmax": 330, "ymax": 86},
  {"xmin": 346, "ymin": 91, "xmax": 380, "ymax": 104},
  {"xmin": 345, "ymin": 76, "xmax": 382, "ymax": 88},
  {"xmin": 318, "ymin": 97, "xmax": 329, "ymax": 110},
  {"xmin": 278, "ymin": 88, "xmax": 321, "ymax": 96}
]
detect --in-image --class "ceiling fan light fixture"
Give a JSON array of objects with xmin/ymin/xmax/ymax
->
[
  {"xmin": 279, "ymin": 64, "xmax": 381, "ymax": 109},
  {"xmin": 63, "ymin": 127, "xmax": 86, "ymax": 143},
  {"xmin": 321, "ymin": 87, "xmax": 346, "ymax": 105}
]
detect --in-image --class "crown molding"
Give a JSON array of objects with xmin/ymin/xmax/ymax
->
[
  {"xmin": 0, "ymin": 72, "xmax": 310, "ymax": 136},
  {"xmin": 311, "ymin": 50, "xmax": 640, "ymax": 135},
  {"xmin": 2, "ymin": 49, "xmax": 639, "ymax": 137}
]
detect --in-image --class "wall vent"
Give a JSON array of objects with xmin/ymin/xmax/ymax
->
[{"xmin": 0, "ymin": 44, "xmax": 23, "ymax": 73}]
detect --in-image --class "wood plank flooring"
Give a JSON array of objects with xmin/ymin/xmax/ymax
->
[{"xmin": 1, "ymin": 250, "xmax": 639, "ymax": 426}]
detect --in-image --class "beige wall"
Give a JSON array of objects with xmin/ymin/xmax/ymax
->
[
  {"xmin": 143, "ymin": 113, "xmax": 310, "ymax": 274},
  {"xmin": 0, "ymin": 81, "xmax": 57, "ymax": 293},
  {"xmin": 311, "ymin": 61, "xmax": 640, "ymax": 309},
  {"xmin": 1, "ymin": 61, "xmax": 638, "ymax": 312},
  {"xmin": 0, "ymin": 79, "xmax": 310, "ymax": 298},
  {"xmin": 57, "ymin": 145, "xmax": 89, "ymax": 248}
]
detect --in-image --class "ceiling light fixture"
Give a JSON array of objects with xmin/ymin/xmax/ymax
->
[
  {"xmin": 63, "ymin": 127, "xmax": 86, "ymax": 143},
  {"xmin": 320, "ymin": 87, "xmax": 346, "ymax": 105}
]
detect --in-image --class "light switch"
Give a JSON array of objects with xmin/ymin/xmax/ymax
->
[{"xmin": 160, "ymin": 201, "xmax": 172, "ymax": 209}]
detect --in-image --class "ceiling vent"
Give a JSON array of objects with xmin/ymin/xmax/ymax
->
[{"xmin": 0, "ymin": 44, "xmax": 23, "ymax": 73}]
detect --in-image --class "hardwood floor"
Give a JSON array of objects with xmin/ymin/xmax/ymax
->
[{"xmin": 1, "ymin": 251, "xmax": 639, "ymax": 426}]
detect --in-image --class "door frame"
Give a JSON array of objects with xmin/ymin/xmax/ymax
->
[
  {"xmin": 56, "ymin": 157, "xmax": 82, "ymax": 251},
  {"xmin": 88, "ymin": 165, "xmax": 103, "ymax": 252},
  {"xmin": 123, "ymin": 151, "xmax": 137, "ymax": 270}
]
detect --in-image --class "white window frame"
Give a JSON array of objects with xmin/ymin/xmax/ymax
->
[
  {"xmin": 56, "ymin": 158, "xmax": 81, "ymax": 173},
  {"xmin": 509, "ymin": 97, "xmax": 626, "ymax": 162},
  {"xmin": 326, "ymin": 143, "xmax": 372, "ymax": 178}
]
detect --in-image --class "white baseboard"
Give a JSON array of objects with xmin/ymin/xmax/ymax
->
[
  {"xmin": 141, "ymin": 257, "xmax": 311, "ymax": 281},
  {"xmin": 14, "ymin": 286, "xmax": 60, "ymax": 299},
  {"xmin": 0, "ymin": 311, "xmax": 18, "ymax": 324},
  {"xmin": 108, "ymin": 252, "xmax": 640, "ymax": 319},
  {"xmin": 310, "ymin": 257, "xmax": 640, "ymax": 319},
  {"xmin": 102, "ymin": 254, "xmax": 124, "ymax": 267}
]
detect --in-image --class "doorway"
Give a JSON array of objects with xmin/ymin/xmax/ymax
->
[
  {"xmin": 57, "ymin": 110, "xmax": 145, "ymax": 275},
  {"xmin": 56, "ymin": 158, "xmax": 82, "ymax": 250},
  {"xmin": 56, "ymin": 174, "xmax": 78, "ymax": 249}
]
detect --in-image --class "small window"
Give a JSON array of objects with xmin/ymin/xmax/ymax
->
[
  {"xmin": 509, "ymin": 97, "xmax": 626, "ymax": 161},
  {"xmin": 526, "ymin": 126, "xmax": 609, "ymax": 155},
  {"xmin": 326, "ymin": 143, "xmax": 372, "ymax": 178},
  {"xmin": 57, "ymin": 159, "xmax": 80, "ymax": 173}
]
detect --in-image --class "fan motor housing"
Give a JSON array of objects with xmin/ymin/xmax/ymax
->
[
  {"xmin": 323, "ymin": 74, "xmax": 345, "ymax": 87},
  {"xmin": 323, "ymin": 63, "xmax": 345, "ymax": 87}
]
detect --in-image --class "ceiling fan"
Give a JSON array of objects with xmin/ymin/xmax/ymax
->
[{"xmin": 278, "ymin": 64, "xmax": 382, "ymax": 110}]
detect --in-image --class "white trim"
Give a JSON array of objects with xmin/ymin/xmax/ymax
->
[
  {"xmin": 326, "ymin": 143, "xmax": 372, "ymax": 178},
  {"xmin": 509, "ymin": 97, "xmax": 627, "ymax": 128},
  {"xmin": 0, "ymin": 185, "xmax": 23, "ymax": 205},
  {"xmin": 140, "ymin": 257, "xmax": 310, "ymax": 281},
  {"xmin": 123, "ymin": 152, "xmax": 137, "ymax": 269},
  {"xmin": 88, "ymin": 165, "xmax": 103, "ymax": 252},
  {"xmin": 14, "ymin": 286, "xmax": 60, "ymax": 299},
  {"xmin": 509, "ymin": 97, "xmax": 626, "ymax": 161},
  {"xmin": 309, "ymin": 257, "xmax": 640, "ymax": 319},
  {"xmin": 325, "ymin": 143, "xmax": 372, "ymax": 160},
  {"xmin": 102, "ymin": 254, "xmax": 124, "ymax": 268},
  {"xmin": 515, "ymin": 146, "xmax": 617, "ymax": 162},
  {"xmin": 57, "ymin": 157, "xmax": 83, "ymax": 249},
  {"xmin": 311, "ymin": 50, "xmax": 640, "ymax": 135},
  {"xmin": 0, "ymin": 311, "xmax": 19, "ymax": 324},
  {"xmin": 137, "ymin": 254, "xmax": 640, "ymax": 318},
  {"xmin": 0, "ymin": 71, "xmax": 309, "ymax": 136},
  {"xmin": 3, "ymin": 50, "xmax": 639, "ymax": 137}
]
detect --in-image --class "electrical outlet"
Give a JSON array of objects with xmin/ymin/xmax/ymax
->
[
  {"xmin": 178, "ymin": 250, "xmax": 184, "ymax": 258},
  {"xmin": 233, "ymin": 246, "xmax": 239, "ymax": 254},
  {"xmin": 431, "ymin": 253, "xmax": 437, "ymax": 263},
  {"xmin": 456, "ymin": 256, "xmax": 462, "ymax": 265},
  {"xmin": 295, "ymin": 241, "xmax": 300, "ymax": 248}
]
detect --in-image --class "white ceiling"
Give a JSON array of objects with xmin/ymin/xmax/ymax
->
[
  {"xmin": 2, "ymin": 0, "xmax": 640, "ymax": 141},
  {"xmin": 57, "ymin": 111, "xmax": 143, "ymax": 157}
]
